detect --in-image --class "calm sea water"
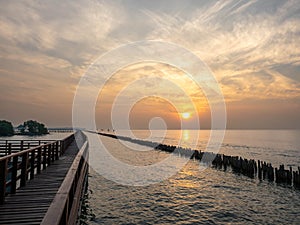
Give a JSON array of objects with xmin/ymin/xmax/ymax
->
[{"xmin": 88, "ymin": 130, "xmax": 300, "ymax": 224}]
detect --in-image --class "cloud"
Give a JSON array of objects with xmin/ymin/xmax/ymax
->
[
  {"xmin": 143, "ymin": 0, "xmax": 300, "ymax": 83},
  {"xmin": 0, "ymin": 0, "xmax": 125, "ymax": 71},
  {"xmin": 220, "ymin": 69, "xmax": 300, "ymax": 101}
]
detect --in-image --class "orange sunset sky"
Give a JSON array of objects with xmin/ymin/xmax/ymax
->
[{"xmin": 0, "ymin": 0, "xmax": 299, "ymax": 129}]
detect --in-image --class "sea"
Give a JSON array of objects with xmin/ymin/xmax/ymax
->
[{"xmin": 87, "ymin": 130, "xmax": 300, "ymax": 224}]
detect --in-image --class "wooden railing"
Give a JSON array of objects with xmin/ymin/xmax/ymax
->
[
  {"xmin": 0, "ymin": 140, "xmax": 57, "ymax": 157},
  {"xmin": 41, "ymin": 135, "xmax": 89, "ymax": 225},
  {"xmin": 0, "ymin": 132, "xmax": 76, "ymax": 204}
]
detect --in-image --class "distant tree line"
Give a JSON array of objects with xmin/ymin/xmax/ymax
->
[{"xmin": 0, "ymin": 120, "xmax": 49, "ymax": 136}]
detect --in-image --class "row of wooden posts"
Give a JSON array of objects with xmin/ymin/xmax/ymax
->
[
  {"xmin": 0, "ymin": 133, "xmax": 76, "ymax": 204},
  {"xmin": 98, "ymin": 132, "xmax": 300, "ymax": 189}
]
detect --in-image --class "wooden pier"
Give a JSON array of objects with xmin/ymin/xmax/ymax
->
[{"xmin": 0, "ymin": 131, "xmax": 88, "ymax": 225}]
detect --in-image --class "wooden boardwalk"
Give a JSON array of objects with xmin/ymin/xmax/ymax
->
[{"xmin": 0, "ymin": 132, "xmax": 87, "ymax": 225}]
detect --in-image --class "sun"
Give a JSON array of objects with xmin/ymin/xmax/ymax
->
[{"xmin": 181, "ymin": 112, "xmax": 191, "ymax": 119}]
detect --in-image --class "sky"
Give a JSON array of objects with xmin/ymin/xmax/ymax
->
[{"xmin": 0, "ymin": 0, "xmax": 299, "ymax": 129}]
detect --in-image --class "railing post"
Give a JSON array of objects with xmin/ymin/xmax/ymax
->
[
  {"xmin": 37, "ymin": 147, "xmax": 42, "ymax": 174},
  {"xmin": 20, "ymin": 152, "xmax": 29, "ymax": 187},
  {"xmin": 58, "ymin": 141, "xmax": 62, "ymax": 156},
  {"xmin": 51, "ymin": 144, "xmax": 55, "ymax": 162},
  {"xmin": 30, "ymin": 149, "xmax": 35, "ymax": 180},
  {"xmin": 20, "ymin": 140, "xmax": 24, "ymax": 151},
  {"xmin": 47, "ymin": 145, "xmax": 51, "ymax": 166},
  {"xmin": 11, "ymin": 156, "xmax": 18, "ymax": 194},
  {"xmin": 55, "ymin": 142, "xmax": 59, "ymax": 160},
  {"xmin": 5, "ymin": 140, "xmax": 8, "ymax": 156},
  {"xmin": 0, "ymin": 159, "xmax": 8, "ymax": 204},
  {"xmin": 61, "ymin": 140, "xmax": 65, "ymax": 155},
  {"xmin": 8, "ymin": 143, "xmax": 12, "ymax": 155},
  {"xmin": 43, "ymin": 145, "xmax": 47, "ymax": 169}
]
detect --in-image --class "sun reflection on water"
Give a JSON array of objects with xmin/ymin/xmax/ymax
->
[
  {"xmin": 170, "ymin": 162, "xmax": 201, "ymax": 189},
  {"xmin": 182, "ymin": 130, "xmax": 190, "ymax": 141}
]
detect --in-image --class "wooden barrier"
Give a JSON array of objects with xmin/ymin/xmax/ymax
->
[
  {"xmin": 0, "ymin": 133, "xmax": 75, "ymax": 205},
  {"xmin": 41, "ymin": 136, "xmax": 89, "ymax": 225},
  {"xmin": 0, "ymin": 140, "xmax": 57, "ymax": 157},
  {"xmin": 97, "ymin": 131, "xmax": 300, "ymax": 189}
]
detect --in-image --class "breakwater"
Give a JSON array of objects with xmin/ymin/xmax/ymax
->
[{"xmin": 97, "ymin": 132, "xmax": 300, "ymax": 189}]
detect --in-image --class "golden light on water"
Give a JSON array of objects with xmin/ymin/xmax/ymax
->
[{"xmin": 182, "ymin": 130, "xmax": 190, "ymax": 141}]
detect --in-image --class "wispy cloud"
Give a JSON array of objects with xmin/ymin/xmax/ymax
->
[{"xmin": 143, "ymin": 0, "xmax": 300, "ymax": 83}]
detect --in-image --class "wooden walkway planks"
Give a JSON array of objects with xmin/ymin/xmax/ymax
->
[{"xmin": 0, "ymin": 133, "xmax": 85, "ymax": 225}]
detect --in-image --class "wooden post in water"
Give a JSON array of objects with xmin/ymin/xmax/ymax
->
[
  {"xmin": 262, "ymin": 162, "xmax": 267, "ymax": 180},
  {"xmin": 268, "ymin": 164, "xmax": 274, "ymax": 182},
  {"xmin": 258, "ymin": 160, "xmax": 262, "ymax": 180},
  {"xmin": 254, "ymin": 160, "xmax": 257, "ymax": 174},
  {"xmin": 294, "ymin": 167, "xmax": 300, "ymax": 187},
  {"xmin": 287, "ymin": 167, "xmax": 292, "ymax": 185}
]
